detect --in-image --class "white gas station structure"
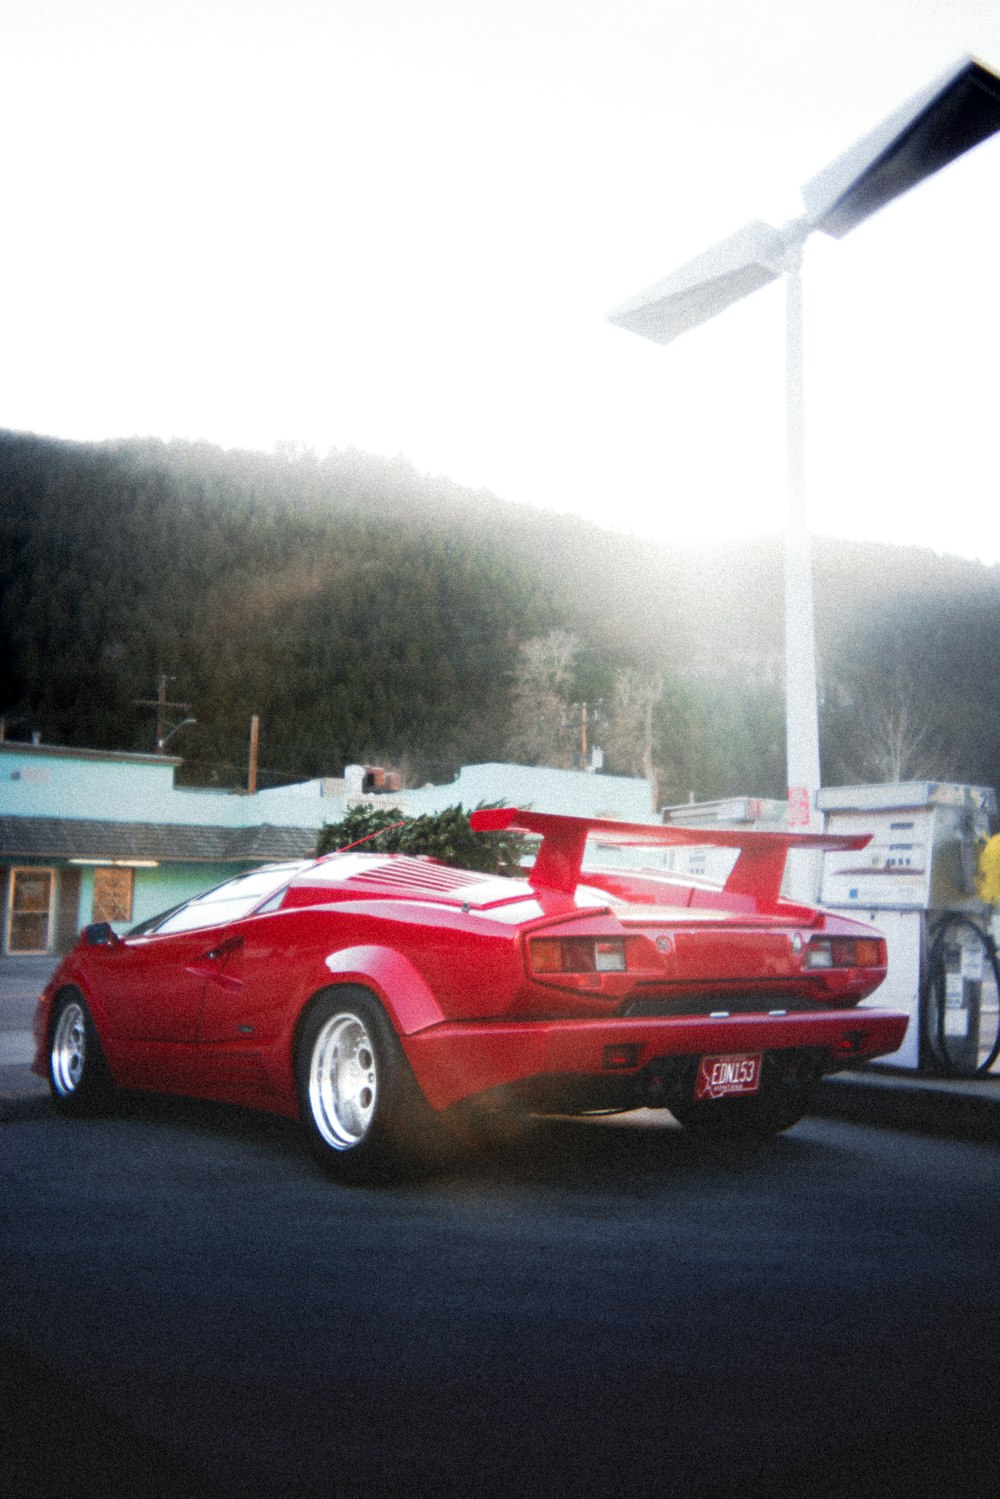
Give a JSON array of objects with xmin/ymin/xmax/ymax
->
[
  {"xmin": 610, "ymin": 58, "xmax": 1000, "ymax": 1074},
  {"xmin": 607, "ymin": 56, "xmax": 1000, "ymax": 833}
]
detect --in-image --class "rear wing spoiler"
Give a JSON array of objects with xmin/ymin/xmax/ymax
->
[{"xmin": 470, "ymin": 807, "xmax": 870, "ymax": 909}]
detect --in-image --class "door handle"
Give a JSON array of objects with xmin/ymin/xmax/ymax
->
[{"xmin": 203, "ymin": 935, "xmax": 245, "ymax": 961}]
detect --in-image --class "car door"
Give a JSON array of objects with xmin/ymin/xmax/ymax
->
[
  {"xmin": 86, "ymin": 926, "xmax": 222, "ymax": 1042},
  {"xmin": 196, "ymin": 907, "xmax": 313, "ymax": 1048}
]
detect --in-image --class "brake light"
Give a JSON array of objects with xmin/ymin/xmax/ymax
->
[
  {"xmin": 528, "ymin": 937, "xmax": 627, "ymax": 975},
  {"xmin": 805, "ymin": 937, "xmax": 886, "ymax": 969}
]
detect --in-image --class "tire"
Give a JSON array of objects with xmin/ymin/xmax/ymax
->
[
  {"xmin": 48, "ymin": 991, "xmax": 117, "ymax": 1116},
  {"xmin": 296, "ymin": 988, "xmax": 442, "ymax": 1183},
  {"xmin": 670, "ymin": 1086, "xmax": 813, "ymax": 1141}
]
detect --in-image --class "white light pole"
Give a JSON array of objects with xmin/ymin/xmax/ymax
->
[{"xmin": 608, "ymin": 57, "xmax": 1000, "ymax": 852}]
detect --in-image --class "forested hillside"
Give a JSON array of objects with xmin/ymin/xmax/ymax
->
[{"xmin": 3, "ymin": 429, "xmax": 1000, "ymax": 802}]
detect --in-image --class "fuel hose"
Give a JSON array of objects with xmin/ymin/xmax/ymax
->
[{"xmin": 922, "ymin": 914, "xmax": 1000, "ymax": 1078}]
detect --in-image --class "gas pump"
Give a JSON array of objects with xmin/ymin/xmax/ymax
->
[{"xmin": 817, "ymin": 783, "xmax": 1000, "ymax": 1077}]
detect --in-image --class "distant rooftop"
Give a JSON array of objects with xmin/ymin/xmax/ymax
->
[
  {"xmin": 0, "ymin": 740, "xmax": 182, "ymax": 768},
  {"xmin": 0, "ymin": 815, "xmax": 316, "ymax": 864}
]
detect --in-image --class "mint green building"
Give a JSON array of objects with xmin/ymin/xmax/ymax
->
[
  {"xmin": 0, "ymin": 742, "xmax": 332, "ymax": 954},
  {"xmin": 1, "ymin": 741, "xmax": 653, "ymax": 955}
]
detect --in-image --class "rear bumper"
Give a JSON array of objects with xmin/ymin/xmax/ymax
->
[{"xmin": 402, "ymin": 1009, "xmax": 909, "ymax": 1111}]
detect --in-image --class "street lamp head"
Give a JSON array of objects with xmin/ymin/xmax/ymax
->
[
  {"xmin": 607, "ymin": 57, "xmax": 1000, "ymax": 344},
  {"xmin": 607, "ymin": 219, "xmax": 791, "ymax": 345},
  {"xmin": 803, "ymin": 56, "xmax": 1000, "ymax": 239}
]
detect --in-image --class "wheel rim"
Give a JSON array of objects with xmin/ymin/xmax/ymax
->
[
  {"xmin": 308, "ymin": 1012, "xmax": 378, "ymax": 1150},
  {"xmin": 51, "ymin": 1001, "xmax": 86, "ymax": 1097}
]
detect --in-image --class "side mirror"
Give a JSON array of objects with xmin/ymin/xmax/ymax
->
[{"xmin": 82, "ymin": 922, "xmax": 120, "ymax": 947}]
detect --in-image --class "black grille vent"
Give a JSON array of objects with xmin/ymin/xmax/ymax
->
[{"xmin": 622, "ymin": 993, "xmax": 822, "ymax": 1018}]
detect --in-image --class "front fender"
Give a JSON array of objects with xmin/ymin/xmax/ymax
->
[
  {"xmin": 322, "ymin": 945, "xmax": 445, "ymax": 1035},
  {"xmin": 32, "ymin": 962, "xmax": 104, "ymax": 1076}
]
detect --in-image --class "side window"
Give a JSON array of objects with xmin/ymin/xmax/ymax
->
[
  {"xmin": 92, "ymin": 867, "xmax": 135, "ymax": 924},
  {"xmin": 150, "ymin": 863, "xmax": 310, "ymax": 935}
]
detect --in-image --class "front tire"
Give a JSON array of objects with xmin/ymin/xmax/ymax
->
[
  {"xmin": 48, "ymin": 991, "xmax": 116, "ymax": 1116},
  {"xmin": 296, "ymin": 988, "xmax": 441, "ymax": 1182}
]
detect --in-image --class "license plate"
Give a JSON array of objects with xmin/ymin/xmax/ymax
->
[{"xmin": 695, "ymin": 1053, "xmax": 762, "ymax": 1101}]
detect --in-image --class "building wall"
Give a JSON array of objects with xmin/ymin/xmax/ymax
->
[
  {"xmin": 0, "ymin": 858, "xmax": 258, "ymax": 953},
  {"xmin": 76, "ymin": 861, "xmax": 257, "ymax": 933},
  {"xmin": 2, "ymin": 745, "xmax": 655, "ymax": 833},
  {"xmin": 0, "ymin": 744, "xmax": 337, "ymax": 832},
  {"xmin": 0, "ymin": 743, "xmax": 325, "ymax": 953},
  {"xmin": 405, "ymin": 763, "xmax": 655, "ymax": 822}
]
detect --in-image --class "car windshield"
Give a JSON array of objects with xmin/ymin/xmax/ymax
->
[{"xmin": 149, "ymin": 862, "xmax": 312, "ymax": 935}]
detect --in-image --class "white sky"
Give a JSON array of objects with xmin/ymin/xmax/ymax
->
[{"xmin": 3, "ymin": 1, "xmax": 1000, "ymax": 562}]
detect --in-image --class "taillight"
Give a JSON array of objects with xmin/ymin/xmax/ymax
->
[
  {"xmin": 529, "ymin": 937, "xmax": 627, "ymax": 975},
  {"xmin": 805, "ymin": 937, "xmax": 886, "ymax": 969}
]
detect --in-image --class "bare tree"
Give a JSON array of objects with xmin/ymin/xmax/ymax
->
[
  {"xmin": 601, "ymin": 669, "xmax": 662, "ymax": 802},
  {"xmin": 856, "ymin": 678, "xmax": 951, "ymax": 783},
  {"xmin": 506, "ymin": 631, "xmax": 579, "ymax": 767}
]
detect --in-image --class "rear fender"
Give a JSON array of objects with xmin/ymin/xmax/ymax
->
[{"xmin": 320, "ymin": 945, "xmax": 445, "ymax": 1035}]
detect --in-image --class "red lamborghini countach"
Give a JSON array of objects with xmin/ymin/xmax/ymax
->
[{"xmin": 33, "ymin": 808, "xmax": 905, "ymax": 1180}]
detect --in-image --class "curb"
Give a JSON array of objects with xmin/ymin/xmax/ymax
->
[{"xmin": 814, "ymin": 1069, "xmax": 1000, "ymax": 1145}]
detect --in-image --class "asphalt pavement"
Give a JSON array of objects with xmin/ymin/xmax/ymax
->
[{"xmin": 3, "ymin": 954, "xmax": 1000, "ymax": 1499}]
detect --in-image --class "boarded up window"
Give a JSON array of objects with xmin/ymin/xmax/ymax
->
[{"xmin": 92, "ymin": 867, "xmax": 134, "ymax": 924}]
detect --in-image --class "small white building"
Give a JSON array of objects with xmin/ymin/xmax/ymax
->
[{"xmin": 0, "ymin": 742, "xmax": 653, "ymax": 955}]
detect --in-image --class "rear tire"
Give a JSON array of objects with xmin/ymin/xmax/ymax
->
[
  {"xmin": 670, "ymin": 1087, "xmax": 813, "ymax": 1141},
  {"xmin": 296, "ymin": 988, "xmax": 442, "ymax": 1183},
  {"xmin": 48, "ymin": 991, "xmax": 117, "ymax": 1116}
]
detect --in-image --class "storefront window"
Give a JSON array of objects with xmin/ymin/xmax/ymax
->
[{"xmin": 6, "ymin": 868, "xmax": 54, "ymax": 953}]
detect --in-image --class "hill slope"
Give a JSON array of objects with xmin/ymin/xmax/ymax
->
[{"xmin": 2, "ymin": 430, "xmax": 999, "ymax": 800}]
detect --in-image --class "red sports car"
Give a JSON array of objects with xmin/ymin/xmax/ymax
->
[{"xmin": 34, "ymin": 808, "xmax": 905, "ymax": 1180}]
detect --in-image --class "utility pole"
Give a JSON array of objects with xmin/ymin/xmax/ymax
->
[
  {"xmin": 569, "ymin": 700, "xmax": 602, "ymax": 769},
  {"xmin": 133, "ymin": 675, "xmax": 193, "ymax": 753},
  {"xmin": 248, "ymin": 714, "xmax": 260, "ymax": 794}
]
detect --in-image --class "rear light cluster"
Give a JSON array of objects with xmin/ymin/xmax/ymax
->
[
  {"xmin": 805, "ymin": 937, "xmax": 886, "ymax": 969},
  {"xmin": 529, "ymin": 937, "xmax": 627, "ymax": 974}
]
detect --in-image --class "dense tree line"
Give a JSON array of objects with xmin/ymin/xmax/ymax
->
[{"xmin": 3, "ymin": 429, "xmax": 1000, "ymax": 802}]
